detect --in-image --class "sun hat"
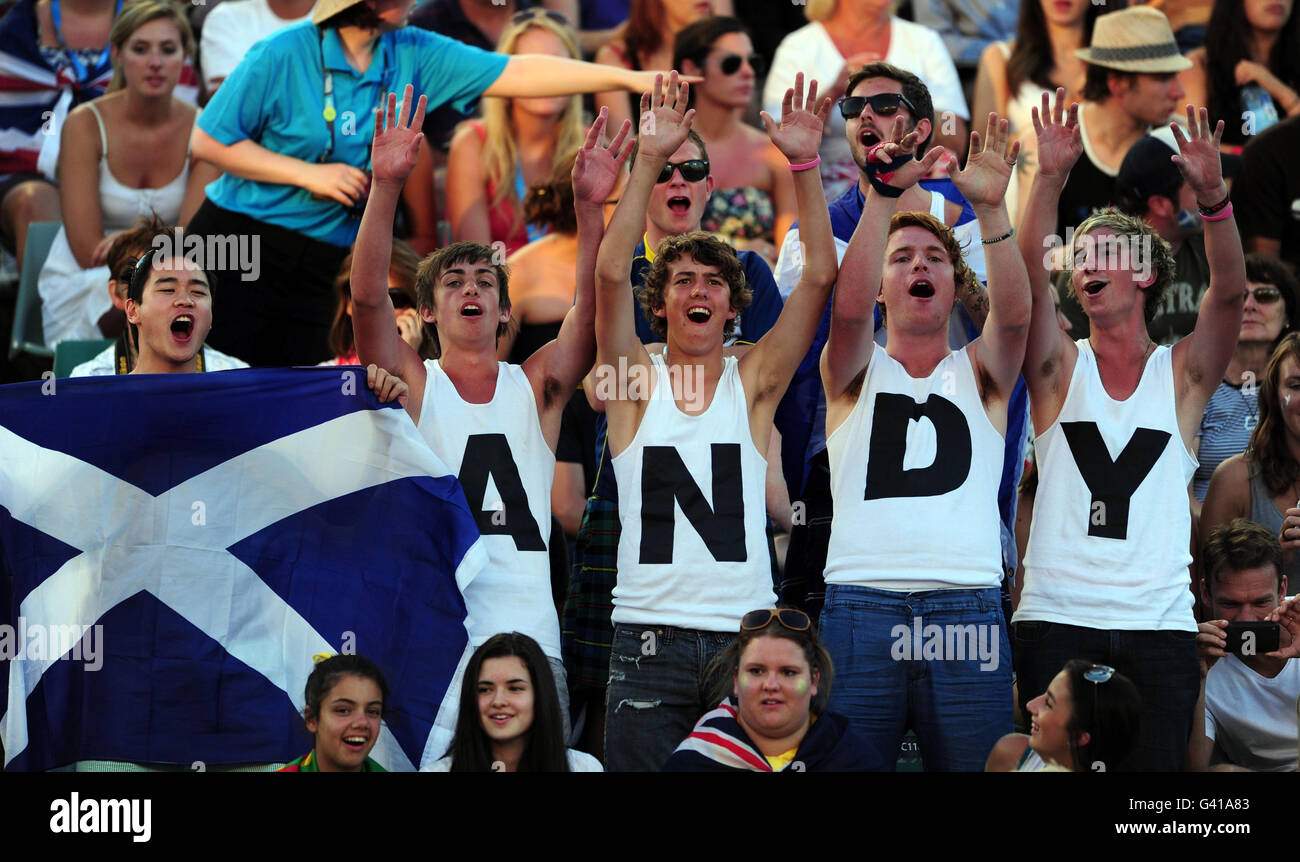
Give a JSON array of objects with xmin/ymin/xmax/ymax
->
[
  {"xmin": 1075, "ymin": 7, "xmax": 1193, "ymax": 74},
  {"xmin": 313, "ymin": 0, "xmax": 367, "ymax": 26}
]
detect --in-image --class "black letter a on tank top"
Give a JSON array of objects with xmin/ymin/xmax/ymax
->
[
  {"xmin": 458, "ymin": 433, "xmax": 546, "ymax": 551},
  {"xmin": 864, "ymin": 393, "xmax": 972, "ymax": 499},
  {"xmin": 1061, "ymin": 422, "xmax": 1170, "ymax": 540},
  {"xmin": 639, "ymin": 444, "xmax": 746, "ymax": 564}
]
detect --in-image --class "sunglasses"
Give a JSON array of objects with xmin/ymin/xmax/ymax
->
[
  {"xmin": 716, "ymin": 52, "xmax": 763, "ymax": 77},
  {"xmin": 511, "ymin": 8, "xmax": 569, "ymax": 25},
  {"xmin": 656, "ymin": 158, "xmax": 709, "ymax": 184},
  {"xmin": 741, "ymin": 608, "xmax": 812, "ymax": 633},
  {"xmin": 1244, "ymin": 286, "xmax": 1282, "ymax": 304},
  {"xmin": 389, "ymin": 288, "xmax": 414, "ymax": 310},
  {"xmin": 838, "ymin": 92, "xmax": 918, "ymax": 120}
]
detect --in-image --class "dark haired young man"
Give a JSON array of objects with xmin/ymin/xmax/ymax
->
[
  {"xmin": 596, "ymin": 74, "xmax": 835, "ymax": 771},
  {"xmin": 1014, "ymin": 93, "xmax": 1245, "ymax": 771},
  {"xmin": 1192, "ymin": 519, "xmax": 1300, "ymax": 771},
  {"xmin": 351, "ymin": 87, "xmax": 625, "ymax": 721}
]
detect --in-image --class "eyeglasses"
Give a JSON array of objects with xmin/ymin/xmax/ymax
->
[
  {"xmin": 511, "ymin": 8, "xmax": 569, "ymax": 26},
  {"xmin": 389, "ymin": 288, "xmax": 414, "ymax": 310},
  {"xmin": 837, "ymin": 92, "xmax": 918, "ymax": 120},
  {"xmin": 741, "ymin": 608, "xmax": 812, "ymax": 633},
  {"xmin": 656, "ymin": 159, "xmax": 709, "ymax": 184},
  {"xmin": 1244, "ymin": 286, "xmax": 1282, "ymax": 304},
  {"xmin": 716, "ymin": 52, "xmax": 763, "ymax": 77}
]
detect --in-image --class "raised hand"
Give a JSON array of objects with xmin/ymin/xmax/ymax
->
[
  {"xmin": 951, "ymin": 112, "xmax": 1019, "ymax": 209},
  {"xmin": 1031, "ymin": 88, "xmax": 1082, "ymax": 181},
  {"xmin": 1267, "ymin": 594, "xmax": 1300, "ymax": 661},
  {"xmin": 573, "ymin": 107, "xmax": 633, "ymax": 207},
  {"xmin": 868, "ymin": 116, "xmax": 944, "ymax": 193},
  {"xmin": 760, "ymin": 73, "xmax": 832, "ymax": 164},
  {"xmin": 370, "ymin": 84, "xmax": 428, "ymax": 188},
  {"xmin": 1170, "ymin": 105, "xmax": 1226, "ymax": 199},
  {"xmin": 634, "ymin": 71, "xmax": 695, "ymax": 161}
]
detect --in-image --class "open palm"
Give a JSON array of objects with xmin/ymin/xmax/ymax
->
[
  {"xmin": 952, "ymin": 113, "xmax": 1018, "ymax": 208},
  {"xmin": 1033, "ymin": 88, "xmax": 1082, "ymax": 181},
  {"xmin": 761, "ymin": 73, "xmax": 831, "ymax": 163},
  {"xmin": 574, "ymin": 109, "xmax": 632, "ymax": 206},
  {"xmin": 636, "ymin": 72, "xmax": 694, "ymax": 161},
  {"xmin": 370, "ymin": 85, "xmax": 427, "ymax": 187},
  {"xmin": 1170, "ymin": 105, "xmax": 1225, "ymax": 196}
]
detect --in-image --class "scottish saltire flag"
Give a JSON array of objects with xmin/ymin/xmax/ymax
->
[{"xmin": 0, "ymin": 368, "xmax": 486, "ymax": 771}]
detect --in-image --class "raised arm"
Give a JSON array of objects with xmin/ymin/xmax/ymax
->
[
  {"xmin": 821, "ymin": 118, "xmax": 943, "ymax": 401},
  {"xmin": 955, "ymin": 113, "xmax": 1028, "ymax": 400},
  {"xmin": 484, "ymin": 55, "xmax": 696, "ymax": 100},
  {"xmin": 524, "ymin": 108, "xmax": 632, "ymax": 401},
  {"xmin": 595, "ymin": 74, "xmax": 694, "ymax": 371},
  {"xmin": 742, "ymin": 74, "xmax": 836, "ymax": 406},
  {"xmin": 1172, "ymin": 107, "xmax": 1246, "ymax": 417},
  {"xmin": 352, "ymin": 86, "xmax": 429, "ymax": 419},
  {"xmin": 1018, "ymin": 89, "xmax": 1083, "ymax": 432}
]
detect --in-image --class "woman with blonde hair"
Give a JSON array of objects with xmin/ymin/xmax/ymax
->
[
  {"xmin": 37, "ymin": 0, "xmax": 218, "ymax": 348},
  {"xmin": 447, "ymin": 9, "xmax": 586, "ymax": 256}
]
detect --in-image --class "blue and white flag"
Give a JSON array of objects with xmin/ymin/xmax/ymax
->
[{"xmin": 0, "ymin": 368, "xmax": 485, "ymax": 771}]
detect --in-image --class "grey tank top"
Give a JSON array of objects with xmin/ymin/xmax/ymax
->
[{"xmin": 1247, "ymin": 466, "xmax": 1300, "ymax": 592}]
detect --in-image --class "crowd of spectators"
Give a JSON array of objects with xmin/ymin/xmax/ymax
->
[{"xmin": 2, "ymin": 0, "xmax": 1300, "ymax": 773}]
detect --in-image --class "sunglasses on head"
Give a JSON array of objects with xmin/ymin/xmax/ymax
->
[
  {"xmin": 511, "ymin": 8, "xmax": 568, "ymax": 25},
  {"xmin": 1244, "ymin": 286, "xmax": 1282, "ymax": 304},
  {"xmin": 838, "ymin": 92, "xmax": 917, "ymax": 120},
  {"xmin": 656, "ymin": 159, "xmax": 709, "ymax": 184},
  {"xmin": 716, "ymin": 52, "xmax": 763, "ymax": 77},
  {"xmin": 741, "ymin": 608, "xmax": 812, "ymax": 633}
]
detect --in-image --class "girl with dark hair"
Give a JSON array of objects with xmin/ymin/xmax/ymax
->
[
  {"xmin": 665, "ymin": 609, "xmax": 871, "ymax": 771},
  {"xmin": 986, "ymin": 660, "xmax": 1142, "ymax": 772},
  {"xmin": 430, "ymin": 632, "xmax": 602, "ymax": 772},
  {"xmin": 1179, "ymin": 0, "xmax": 1300, "ymax": 151},
  {"xmin": 972, "ymin": 0, "xmax": 1100, "ymax": 219},
  {"xmin": 1203, "ymin": 330, "xmax": 1300, "ymax": 587},
  {"xmin": 672, "ymin": 16, "xmax": 794, "ymax": 268},
  {"xmin": 1193, "ymin": 254, "xmax": 1300, "ymax": 510},
  {"xmin": 279, "ymin": 654, "xmax": 389, "ymax": 772},
  {"xmin": 594, "ymin": 0, "xmax": 718, "ymax": 136},
  {"xmin": 320, "ymin": 238, "xmax": 424, "ymax": 366}
]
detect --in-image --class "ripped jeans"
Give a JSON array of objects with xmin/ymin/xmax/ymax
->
[{"xmin": 603, "ymin": 625, "xmax": 735, "ymax": 771}]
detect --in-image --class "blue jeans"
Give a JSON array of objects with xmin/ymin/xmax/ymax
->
[
  {"xmin": 1013, "ymin": 620, "xmax": 1198, "ymax": 772},
  {"xmin": 603, "ymin": 625, "xmax": 735, "ymax": 772},
  {"xmin": 820, "ymin": 584, "xmax": 1012, "ymax": 771}
]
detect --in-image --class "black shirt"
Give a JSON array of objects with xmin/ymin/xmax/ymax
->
[{"xmin": 1233, "ymin": 115, "xmax": 1300, "ymax": 275}]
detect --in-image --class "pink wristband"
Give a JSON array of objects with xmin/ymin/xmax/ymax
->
[
  {"xmin": 1201, "ymin": 203, "xmax": 1234, "ymax": 222},
  {"xmin": 788, "ymin": 155, "xmax": 821, "ymax": 172}
]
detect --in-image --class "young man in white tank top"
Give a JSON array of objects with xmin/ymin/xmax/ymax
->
[
  {"xmin": 595, "ymin": 73, "xmax": 836, "ymax": 771},
  {"xmin": 1015, "ymin": 92, "xmax": 1245, "ymax": 771},
  {"xmin": 819, "ymin": 109, "xmax": 1030, "ymax": 771},
  {"xmin": 349, "ymin": 87, "xmax": 629, "ymax": 728}
]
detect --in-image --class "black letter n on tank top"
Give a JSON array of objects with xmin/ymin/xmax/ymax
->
[
  {"xmin": 639, "ymin": 444, "xmax": 746, "ymax": 564},
  {"xmin": 864, "ymin": 393, "xmax": 972, "ymax": 499},
  {"xmin": 458, "ymin": 433, "xmax": 546, "ymax": 551},
  {"xmin": 1061, "ymin": 422, "xmax": 1170, "ymax": 540}
]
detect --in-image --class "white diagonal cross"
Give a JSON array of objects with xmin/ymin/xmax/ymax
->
[{"xmin": 1, "ymin": 406, "xmax": 475, "ymax": 770}]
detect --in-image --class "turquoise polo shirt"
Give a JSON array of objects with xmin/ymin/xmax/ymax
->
[{"xmin": 199, "ymin": 21, "xmax": 507, "ymax": 247}]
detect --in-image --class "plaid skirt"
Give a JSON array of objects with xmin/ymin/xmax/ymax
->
[{"xmin": 561, "ymin": 496, "xmax": 621, "ymax": 694}]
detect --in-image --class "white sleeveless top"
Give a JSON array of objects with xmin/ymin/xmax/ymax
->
[
  {"xmin": 611, "ymin": 354, "xmax": 774, "ymax": 630},
  {"xmin": 416, "ymin": 359, "xmax": 560, "ymax": 659},
  {"xmin": 1015, "ymin": 341, "xmax": 1198, "ymax": 631},
  {"xmin": 824, "ymin": 346, "xmax": 1005, "ymax": 590},
  {"xmin": 38, "ymin": 101, "xmax": 191, "ymax": 347}
]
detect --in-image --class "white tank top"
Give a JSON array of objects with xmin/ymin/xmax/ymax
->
[
  {"xmin": 416, "ymin": 360, "xmax": 560, "ymax": 658},
  {"xmin": 611, "ymin": 354, "xmax": 774, "ymax": 630},
  {"xmin": 88, "ymin": 102, "xmax": 190, "ymax": 230},
  {"xmin": 1015, "ymin": 341, "xmax": 1198, "ymax": 631},
  {"xmin": 824, "ymin": 346, "xmax": 1005, "ymax": 590}
]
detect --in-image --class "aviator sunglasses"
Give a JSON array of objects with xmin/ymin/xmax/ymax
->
[
  {"xmin": 656, "ymin": 159, "xmax": 710, "ymax": 184},
  {"xmin": 741, "ymin": 608, "xmax": 812, "ymax": 633},
  {"xmin": 1244, "ymin": 285, "xmax": 1282, "ymax": 304},
  {"xmin": 716, "ymin": 52, "xmax": 764, "ymax": 77},
  {"xmin": 838, "ymin": 92, "xmax": 918, "ymax": 120}
]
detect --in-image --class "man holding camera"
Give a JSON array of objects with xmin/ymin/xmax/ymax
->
[{"xmin": 1192, "ymin": 519, "xmax": 1300, "ymax": 771}]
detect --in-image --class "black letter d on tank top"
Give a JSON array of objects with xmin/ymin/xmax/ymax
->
[
  {"xmin": 639, "ymin": 444, "xmax": 746, "ymax": 564},
  {"xmin": 1061, "ymin": 422, "xmax": 1170, "ymax": 539},
  {"xmin": 864, "ymin": 393, "xmax": 972, "ymax": 499},
  {"xmin": 458, "ymin": 433, "xmax": 546, "ymax": 551}
]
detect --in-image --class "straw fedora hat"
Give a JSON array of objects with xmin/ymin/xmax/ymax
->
[
  {"xmin": 1074, "ymin": 7, "xmax": 1192, "ymax": 74},
  {"xmin": 313, "ymin": 0, "xmax": 367, "ymax": 25}
]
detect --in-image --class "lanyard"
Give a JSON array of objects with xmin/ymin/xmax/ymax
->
[
  {"xmin": 317, "ymin": 28, "xmax": 389, "ymax": 163},
  {"xmin": 50, "ymin": 0, "xmax": 123, "ymax": 85}
]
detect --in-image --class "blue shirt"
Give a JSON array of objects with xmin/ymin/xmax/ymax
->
[{"xmin": 199, "ymin": 22, "xmax": 507, "ymax": 247}]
